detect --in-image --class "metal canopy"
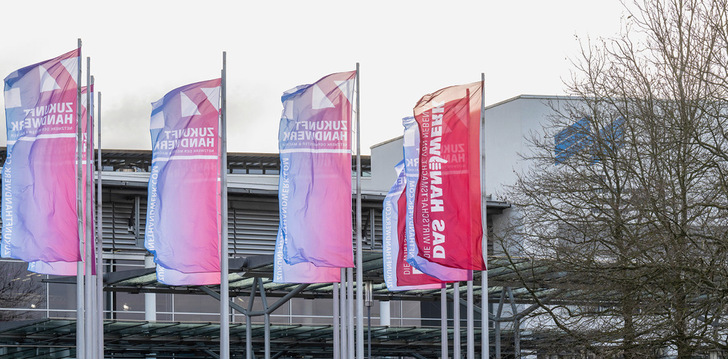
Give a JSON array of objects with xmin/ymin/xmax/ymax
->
[
  {"xmin": 0, "ymin": 254, "xmax": 582, "ymax": 358},
  {"xmin": 0, "ymin": 319, "xmax": 492, "ymax": 358},
  {"xmin": 93, "ymin": 253, "xmax": 557, "ymax": 304},
  {"xmin": 42, "ymin": 252, "xmax": 566, "ymax": 306}
]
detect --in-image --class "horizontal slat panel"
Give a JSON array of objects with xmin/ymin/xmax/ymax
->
[{"xmin": 229, "ymin": 200, "xmax": 279, "ymax": 256}]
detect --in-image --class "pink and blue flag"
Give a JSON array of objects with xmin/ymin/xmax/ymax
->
[
  {"xmin": 155, "ymin": 266, "xmax": 221, "ymax": 286},
  {"xmin": 2, "ymin": 48, "xmax": 81, "ymax": 265},
  {"xmin": 145, "ymin": 78, "xmax": 222, "ymax": 286},
  {"xmin": 275, "ymin": 71, "xmax": 355, "ymax": 269},
  {"xmin": 29, "ymin": 85, "xmax": 95, "ymax": 276},
  {"xmin": 383, "ymin": 160, "xmax": 443, "ymax": 291},
  {"xmin": 273, "ymin": 226, "xmax": 341, "ymax": 283},
  {"xmin": 402, "ymin": 116, "xmax": 471, "ymax": 281}
]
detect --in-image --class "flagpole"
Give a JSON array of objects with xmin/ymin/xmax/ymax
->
[
  {"xmin": 96, "ymin": 90, "xmax": 105, "ymax": 359},
  {"xmin": 75, "ymin": 38, "xmax": 86, "ymax": 359},
  {"xmin": 333, "ymin": 281, "xmax": 340, "ymax": 359},
  {"xmin": 454, "ymin": 281, "xmax": 461, "ymax": 359},
  {"xmin": 467, "ymin": 79, "xmax": 483, "ymax": 359},
  {"xmin": 441, "ymin": 287, "xmax": 448, "ymax": 359},
  {"xmin": 89, "ymin": 79, "xmax": 98, "ymax": 359},
  {"xmin": 340, "ymin": 269, "xmax": 348, "ymax": 358},
  {"xmin": 347, "ymin": 267, "xmax": 354, "ymax": 357},
  {"xmin": 480, "ymin": 73, "xmax": 489, "ymax": 359},
  {"xmin": 354, "ymin": 62, "xmax": 364, "ymax": 359},
  {"xmin": 346, "ymin": 66, "xmax": 356, "ymax": 359},
  {"xmin": 84, "ymin": 62, "xmax": 94, "ymax": 359},
  {"xmin": 468, "ymin": 275, "xmax": 474, "ymax": 358},
  {"xmin": 220, "ymin": 51, "xmax": 231, "ymax": 359},
  {"xmin": 90, "ymin": 74, "xmax": 98, "ymax": 359}
]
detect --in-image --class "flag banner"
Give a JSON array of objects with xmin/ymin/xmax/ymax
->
[
  {"xmin": 1, "ymin": 48, "xmax": 81, "ymax": 264},
  {"xmin": 27, "ymin": 260, "xmax": 78, "ymax": 276},
  {"xmin": 273, "ymin": 227, "xmax": 341, "ymax": 283},
  {"xmin": 413, "ymin": 82, "xmax": 484, "ymax": 270},
  {"xmin": 29, "ymin": 85, "xmax": 95, "ymax": 276},
  {"xmin": 402, "ymin": 117, "xmax": 471, "ymax": 281},
  {"xmin": 383, "ymin": 160, "xmax": 443, "ymax": 291},
  {"xmin": 145, "ymin": 78, "xmax": 222, "ymax": 285},
  {"xmin": 156, "ymin": 265, "xmax": 221, "ymax": 286},
  {"xmin": 276, "ymin": 71, "xmax": 355, "ymax": 268}
]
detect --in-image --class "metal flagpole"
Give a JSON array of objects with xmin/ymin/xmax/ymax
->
[
  {"xmin": 91, "ymin": 75, "xmax": 99, "ymax": 358},
  {"xmin": 355, "ymin": 62, "xmax": 364, "ymax": 359},
  {"xmin": 340, "ymin": 269, "xmax": 348, "ymax": 358},
  {"xmin": 96, "ymin": 90, "xmax": 105, "ymax": 359},
  {"xmin": 454, "ymin": 281, "xmax": 461, "ymax": 359},
  {"xmin": 346, "ymin": 64, "xmax": 357, "ymax": 359},
  {"xmin": 333, "ymin": 282, "xmax": 340, "ymax": 359},
  {"xmin": 75, "ymin": 38, "xmax": 85, "ymax": 359},
  {"xmin": 84, "ymin": 63, "xmax": 94, "ymax": 359},
  {"xmin": 259, "ymin": 281, "xmax": 270, "ymax": 359},
  {"xmin": 264, "ymin": 312, "xmax": 271, "ymax": 359},
  {"xmin": 467, "ymin": 276, "xmax": 474, "ymax": 358},
  {"xmin": 246, "ymin": 313, "xmax": 252, "ymax": 359},
  {"xmin": 480, "ymin": 73, "xmax": 489, "ymax": 359},
  {"xmin": 347, "ymin": 267, "xmax": 354, "ymax": 358},
  {"xmin": 91, "ymin": 83, "xmax": 99, "ymax": 359},
  {"xmin": 367, "ymin": 288, "xmax": 371, "ymax": 359},
  {"xmin": 246, "ymin": 283, "xmax": 254, "ymax": 359},
  {"xmin": 220, "ymin": 51, "xmax": 231, "ymax": 359},
  {"xmin": 441, "ymin": 287, "xmax": 448, "ymax": 359}
]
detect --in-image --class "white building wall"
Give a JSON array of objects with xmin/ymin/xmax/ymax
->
[
  {"xmin": 369, "ymin": 137, "xmax": 404, "ymax": 192},
  {"xmin": 484, "ymin": 95, "xmax": 575, "ymax": 201}
]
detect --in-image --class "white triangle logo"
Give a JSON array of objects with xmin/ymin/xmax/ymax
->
[
  {"xmin": 311, "ymin": 84, "xmax": 335, "ymax": 110},
  {"xmin": 60, "ymin": 57, "xmax": 78, "ymax": 84},
  {"xmin": 201, "ymin": 87, "xmax": 221, "ymax": 111},
  {"xmin": 180, "ymin": 92, "xmax": 201, "ymax": 117},
  {"xmin": 335, "ymin": 79, "xmax": 354, "ymax": 103},
  {"xmin": 38, "ymin": 65, "xmax": 61, "ymax": 93}
]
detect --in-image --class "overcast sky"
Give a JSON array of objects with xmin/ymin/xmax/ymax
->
[{"xmin": 0, "ymin": 1, "xmax": 626, "ymax": 154}]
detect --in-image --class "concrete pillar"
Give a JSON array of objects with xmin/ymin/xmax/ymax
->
[
  {"xmin": 379, "ymin": 301, "xmax": 391, "ymax": 326},
  {"xmin": 144, "ymin": 256, "xmax": 156, "ymax": 322},
  {"xmin": 302, "ymin": 298, "xmax": 314, "ymax": 324}
]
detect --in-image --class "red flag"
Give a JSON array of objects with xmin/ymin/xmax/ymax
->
[{"xmin": 412, "ymin": 81, "xmax": 484, "ymax": 270}]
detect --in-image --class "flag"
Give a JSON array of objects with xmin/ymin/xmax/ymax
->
[
  {"xmin": 402, "ymin": 117, "xmax": 471, "ymax": 281},
  {"xmin": 1, "ymin": 48, "xmax": 81, "ymax": 264},
  {"xmin": 275, "ymin": 71, "xmax": 355, "ymax": 269},
  {"xmin": 145, "ymin": 78, "xmax": 222, "ymax": 285},
  {"xmin": 273, "ymin": 226, "xmax": 341, "ymax": 283},
  {"xmin": 28, "ymin": 85, "xmax": 95, "ymax": 276},
  {"xmin": 383, "ymin": 160, "xmax": 443, "ymax": 291},
  {"xmin": 156, "ymin": 266, "xmax": 221, "ymax": 286},
  {"xmin": 412, "ymin": 82, "xmax": 484, "ymax": 270}
]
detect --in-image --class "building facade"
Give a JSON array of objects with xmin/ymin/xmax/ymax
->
[{"xmin": 0, "ymin": 95, "xmax": 576, "ymax": 358}]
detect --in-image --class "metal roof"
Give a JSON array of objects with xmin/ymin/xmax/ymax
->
[{"xmin": 0, "ymin": 319, "xmax": 493, "ymax": 358}]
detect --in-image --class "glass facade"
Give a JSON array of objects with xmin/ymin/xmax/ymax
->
[{"xmin": 0, "ymin": 256, "xmax": 432, "ymax": 327}]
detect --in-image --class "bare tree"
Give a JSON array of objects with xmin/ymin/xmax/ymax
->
[
  {"xmin": 0, "ymin": 261, "xmax": 45, "ymax": 321},
  {"xmin": 501, "ymin": 1, "xmax": 728, "ymax": 358}
]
